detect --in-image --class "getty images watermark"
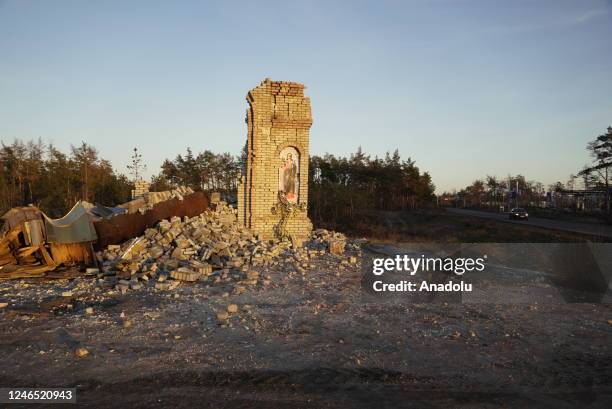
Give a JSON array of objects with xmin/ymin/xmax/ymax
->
[
  {"xmin": 369, "ymin": 254, "xmax": 486, "ymax": 293},
  {"xmin": 363, "ymin": 243, "xmax": 611, "ymax": 304}
]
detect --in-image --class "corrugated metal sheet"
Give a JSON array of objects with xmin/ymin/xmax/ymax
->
[{"xmin": 44, "ymin": 201, "xmax": 98, "ymax": 244}]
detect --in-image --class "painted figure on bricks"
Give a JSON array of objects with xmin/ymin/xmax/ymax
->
[{"xmin": 279, "ymin": 147, "xmax": 299, "ymax": 203}]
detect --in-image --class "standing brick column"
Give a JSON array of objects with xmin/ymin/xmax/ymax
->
[
  {"xmin": 237, "ymin": 78, "xmax": 313, "ymax": 241},
  {"xmin": 131, "ymin": 179, "xmax": 150, "ymax": 199}
]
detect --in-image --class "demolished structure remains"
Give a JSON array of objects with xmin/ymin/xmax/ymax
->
[
  {"xmin": 0, "ymin": 80, "xmax": 349, "ymax": 290},
  {"xmin": 97, "ymin": 201, "xmax": 350, "ymax": 295},
  {"xmin": 0, "ymin": 187, "xmax": 206, "ymax": 279},
  {"xmin": 238, "ymin": 79, "xmax": 313, "ymax": 244}
]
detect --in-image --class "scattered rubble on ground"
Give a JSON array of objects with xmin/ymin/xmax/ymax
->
[
  {"xmin": 89, "ymin": 202, "xmax": 361, "ymax": 295},
  {"xmin": 0, "ymin": 186, "xmax": 208, "ymax": 280},
  {"xmin": 0, "ymin": 201, "xmax": 365, "ymax": 330}
]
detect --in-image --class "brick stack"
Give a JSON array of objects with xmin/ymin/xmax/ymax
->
[
  {"xmin": 210, "ymin": 192, "xmax": 221, "ymax": 204},
  {"xmin": 237, "ymin": 78, "xmax": 313, "ymax": 242},
  {"xmin": 131, "ymin": 179, "xmax": 150, "ymax": 199}
]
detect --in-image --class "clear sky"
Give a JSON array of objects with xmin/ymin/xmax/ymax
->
[{"xmin": 1, "ymin": 0, "xmax": 611, "ymax": 192}]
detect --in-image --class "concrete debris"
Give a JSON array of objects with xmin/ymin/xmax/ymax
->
[
  {"xmin": 329, "ymin": 239, "xmax": 346, "ymax": 255},
  {"xmin": 154, "ymin": 282, "xmax": 170, "ymax": 290},
  {"xmin": 210, "ymin": 192, "xmax": 221, "ymax": 204},
  {"xmin": 89, "ymin": 202, "xmax": 357, "ymax": 294},
  {"xmin": 308, "ymin": 229, "xmax": 347, "ymax": 255},
  {"xmin": 170, "ymin": 268, "xmax": 200, "ymax": 282},
  {"xmin": 130, "ymin": 281, "xmax": 143, "ymax": 290}
]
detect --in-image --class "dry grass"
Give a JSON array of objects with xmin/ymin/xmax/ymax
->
[{"xmin": 320, "ymin": 209, "xmax": 609, "ymax": 243}]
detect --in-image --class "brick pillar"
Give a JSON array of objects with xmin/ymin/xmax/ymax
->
[
  {"xmin": 237, "ymin": 78, "xmax": 313, "ymax": 241},
  {"xmin": 131, "ymin": 179, "xmax": 150, "ymax": 199}
]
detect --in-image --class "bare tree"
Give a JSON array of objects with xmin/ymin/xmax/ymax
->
[{"xmin": 127, "ymin": 147, "xmax": 146, "ymax": 182}]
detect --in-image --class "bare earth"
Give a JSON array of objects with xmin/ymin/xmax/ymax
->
[{"xmin": 0, "ymin": 243, "xmax": 611, "ymax": 409}]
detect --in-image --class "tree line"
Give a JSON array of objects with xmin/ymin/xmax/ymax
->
[
  {"xmin": 150, "ymin": 146, "xmax": 436, "ymax": 226},
  {"xmin": 150, "ymin": 148, "xmax": 242, "ymax": 195},
  {"xmin": 0, "ymin": 141, "xmax": 242, "ymax": 218},
  {"xmin": 443, "ymin": 126, "xmax": 612, "ymax": 213},
  {"xmin": 0, "ymin": 140, "xmax": 131, "ymax": 217},
  {"xmin": 309, "ymin": 148, "xmax": 436, "ymax": 227},
  {"xmin": 1, "ymin": 140, "xmax": 436, "ymax": 227},
  {"xmin": 440, "ymin": 175, "xmax": 547, "ymax": 209}
]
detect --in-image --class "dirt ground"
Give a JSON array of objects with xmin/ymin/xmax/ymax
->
[{"xmin": 0, "ymin": 239, "xmax": 611, "ymax": 409}]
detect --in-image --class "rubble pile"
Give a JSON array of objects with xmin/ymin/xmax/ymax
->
[
  {"xmin": 308, "ymin": 229, "xmax": 348, "ymax": 255},
  {"xmin": 96, "ymin": 203, "xmax": 359, "ymax": 293}
]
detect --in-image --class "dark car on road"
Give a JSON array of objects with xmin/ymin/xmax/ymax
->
[{"xmin": 509, "ymin": 208, "xmax": 529, "ymax": 220}]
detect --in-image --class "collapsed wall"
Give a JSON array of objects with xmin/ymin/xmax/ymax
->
[
  {"xmin": 237, "ymin": 79, "xmax": 313, "ymax": 242},
  {"xmin": 97, "ymin": 202, "xmax": 351, "ymax": 293},
  {"xmin": 94, "ymin": 188, "xmax": 208, "ymax": 249}
]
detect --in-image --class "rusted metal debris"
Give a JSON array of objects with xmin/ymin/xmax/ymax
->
[
  {"xmin": 94, "ymin": 191, "xmax": 208, "ymax": 249},
  {"xmin": 0, "ymin": 187, "xmax": 208, "ymax": 280}
]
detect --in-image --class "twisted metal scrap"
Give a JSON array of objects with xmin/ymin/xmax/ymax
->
[{"xmin": 271, "ymin": 192, "xmax": 306, "ymax": 243}]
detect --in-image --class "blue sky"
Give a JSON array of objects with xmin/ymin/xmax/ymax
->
[{"xmin": 1, "ymin": 0, "xmax": 611, "ymax": 192}]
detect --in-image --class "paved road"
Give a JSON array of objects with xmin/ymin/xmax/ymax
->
[{"xmin": 447, "ymin": 208, "xmax": 612, "ymax": 239}]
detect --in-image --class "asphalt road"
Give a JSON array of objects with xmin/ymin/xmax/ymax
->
[{"xmin": 447, "ymin": 208, "xmax": 612, "ymax": 239}]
